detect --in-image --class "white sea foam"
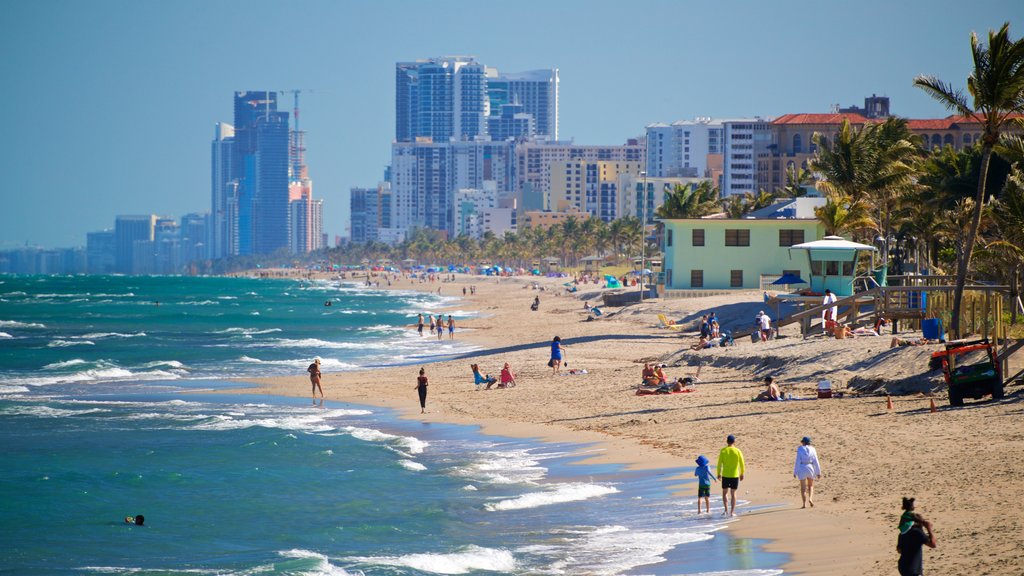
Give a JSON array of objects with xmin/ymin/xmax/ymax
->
[
  {"xmin": 343, "ymin": 426, "xmax": 427, "ymax": 454},
  {"xmin": 354, "ymin": 545, "xmax": 515, "ymax": 575},
  {"xmin": 78, "ymin": 332, "xmax": 146, "ymax": 339},
  {"xmin": 215, "ymin": 327, "xmax": 283, "ymax": 335},
  {"xmin": 0, "ymin": 331, "xmax": 13, "ymax": 338},
  {"xmin": 453, "ymin": 448, "xmax": 549, "ymax": 485},
  {"xmin": 485, "ymin": 482, "xmax": 618, "ymax": 511},
  {"xmin": 0, "ymin": 385, "xmax": 30, "ymax": 395},
  {"xmin": 276, "ymin": 549, "xmax": 362, "ymax": 576},
  {"xmin": 47, "ymin": 339, "xmax": 95, "ymax": 347},
  {"xmin": 139, "ymin": 360, "xmax": 187, "ymax": 370},
  {"xmin": 43, "ymin": 359, "xmax": 91, "ymax": 369},
  {"xmin": 0, "ymin": 320, "xmax": 45, "ymax": 328},
  {"xmin": 217, "ymin": 295, "xmax": 238, "ymax": 300},
  {"xmin": 237, "ymin": 356, "xmax": 358, "ymax": 371},
  {"xmin": 1, "ymin": 405, "xmax": 109, "ymax": 418},
  {"xmin": 399, "ymin": 459, "xmax": 427, "ymax": 471},
  {"xmin": 537, "ymin": 524, "xmax": 717, "ymax": 576},
  {"xmin": 178, "ymin": 300, "xmax": 218, "ymax": 306}
]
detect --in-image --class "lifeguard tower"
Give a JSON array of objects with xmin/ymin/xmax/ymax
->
[{"xmin": 790, "ymin": 236, "xmax": 876, "ymax": 297}]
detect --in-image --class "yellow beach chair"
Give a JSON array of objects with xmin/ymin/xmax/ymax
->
[{"xmin": 657, "ymin": 314, "xmax": 684, "ymax": 331}]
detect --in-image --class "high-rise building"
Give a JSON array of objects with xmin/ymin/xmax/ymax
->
[
  {"xmin": 396, "ymin": 57, "xmax": 489, "ymax": 143},
  {"xmin": 285, "ymin": 91, "xmax": 324, "ymax": 254},
  {"xmin": 390, "ymin": 140, "xmax": 454, "ymax": 238},
  {"xmin": 210, "ymin": 122, "xmax": 235, "ymax": 258},
  {"xmin": 350, "ymin": 187, "xmax": 379, "ymax": 244},
  {"xmin": 180, "ymin": 213, "xmax": 208, "ymax": 264},
  {"xmin": 487, "ymin": 102, "xmax": 535, "ymax": 142},
  {"xmin": 549, "ymin": 159, "xmax": 644, "ymax": 221},
  {"xmin": 721, "ymin": 118, "xmax": 772, "ymax": 196},
  {"xmin": 86, "ymin": 230, "xmax": 115, "ymax": 274},
  {"xmin": 114, "ymin": 215, "xmax": 156, "ymax": 274},
  {"xmin": 486, "ymin": 68, "xmax": 559, "ymax": 140},
  {"xmin": 514, "ymin": 139, "xmax": 646, "ymax": 211},
  {"xmin": 645, "ymin": 118, "xmax": 723, "ymax": 179},
  {"xmin": 231, "ymin": 91, "xmax": 290, "ymax": 255}
]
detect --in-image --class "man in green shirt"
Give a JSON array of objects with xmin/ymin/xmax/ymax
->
[{"xmin": 717, "ymin": 434, "xmax": 746, "ymax": 517}]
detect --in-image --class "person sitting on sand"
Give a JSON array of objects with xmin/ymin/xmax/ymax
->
[
  {"xmin": 654, "ymin": 364, "xmax": 668, "ymax": 385},
  {"xmin": 890, "ymin": 337, "xmax": 935, "ymax": 348},
  {"xmin": 472, "ymin": 364, "xmax": 498, "ymax": 390},
  {"xmin": 499, "ymin": 362, "xmax": 517, "ymax": 388},
  {"xmin": 874, "ymin": 317, "xmax": 891, "ymax": 334},
  {"xmin": 641, "ymin": 363, "xmax": 658, "ymax": 386},
  {"xmin": 754, "ymin": 376, "xmax": 783, "ymax": 401}
]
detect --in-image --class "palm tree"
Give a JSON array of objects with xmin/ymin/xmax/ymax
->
[
  {"xmin": 813, "ymin": 194, "xmax": 874, "ymax": 237},
  {"xmin": 655, "ymin": 181, "xmax": 720, "ymax": 219},
  {"xmin": 811, "ymin": 119, "xmax": 876, "ymax": 203},
  {"xmin": 862, "ymin": 117, "xmax": 923, "ymax": 264},
  {"xmin": 780, "ymin": 163, "xmax": 815, "ymax": 197},
  {"xmin": 986, "ymin": 168, "xmax": 1024, "ymax": 322},
  {"xmin": 913, "ymin": 22, "xmax": 1024, "ymax": 337}
]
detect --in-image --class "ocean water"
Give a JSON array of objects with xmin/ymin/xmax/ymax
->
[{"xmin": 0, "ymin": 275, "xmax": 786, "ymax": 575}]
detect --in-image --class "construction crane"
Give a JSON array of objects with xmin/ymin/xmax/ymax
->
[{"xmin": 277, "ymin": 90, "xmax": 314, "ymax": 182}]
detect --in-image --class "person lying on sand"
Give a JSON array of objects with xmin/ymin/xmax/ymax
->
[{"xmin": 890, "ymin": 337, "xmax": 936, "ymax": 348}]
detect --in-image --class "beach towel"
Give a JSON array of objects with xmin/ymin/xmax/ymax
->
[{"xmin": 636, "ymin": 388, "xmax": 695, "ymax": 396}]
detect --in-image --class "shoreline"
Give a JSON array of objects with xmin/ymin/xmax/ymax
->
[{"xmin": 236, "ymin": 269, "xmax": 1024, "ymax": 576}]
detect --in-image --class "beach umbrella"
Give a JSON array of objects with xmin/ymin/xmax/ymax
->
[{"xmin": 771, "ymin": 273, "xmax": 807, "ymax": 286}]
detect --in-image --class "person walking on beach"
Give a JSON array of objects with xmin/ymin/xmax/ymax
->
[
  {"xmin": 447, "ymin": 315, "xmax": 455, "ymax": 340},
  {"xmin": 822, "ymin": 289, "xmax": 838, "ymax": 331},
  {"xmin": 758, "ymin": 311, "xmax": 772, "ymax": 341},
  {"xmin": 307, "ymin": 358, "xmax": 323, "ymax": 400},
  {"xmin": 549, "ymin": 336, "xmax": 566, "ymax": 374},
  {"xmin": 417, "ymin": 314, "xmax": 424, "ymax": 336},
  {"xmin": 436, "ymin": 315, "xmax": 444, "ymax": 340},
  {"xmin": 717, "ymin": 434, "xmax": 745, "ymax": 517},
  {"xmin": 415, "ymin": 367, "xmax": 428, "ymax": 414},
  {"xmin": 793, "ymin": 436, "xmax": 821, "ymax": 508},
  {"xmin": 694, "ymin": 455, "xmax": 717, "ymax": 515},
  {"xmin": 897, "ymin": 497, "xmax": 936, "ymax": 576}
]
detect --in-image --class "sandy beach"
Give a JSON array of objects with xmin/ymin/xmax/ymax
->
[{"xmin": 239, "ymin": 271, "xmax": 1024, "ymax": 576}]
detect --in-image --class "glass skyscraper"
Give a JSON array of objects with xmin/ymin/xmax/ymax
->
[{"xmin": 395, "ymin": 57, "xmax": 488, "ymax": 143}]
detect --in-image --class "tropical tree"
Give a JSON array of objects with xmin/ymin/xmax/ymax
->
[
  {"xmin": 813, "ymin": 194, "xmax": 874, "ymax": 237},
  {"xmin": 913, "ymin": 22, "xmax": 1024, "ymax": 337},
  {"xmin": 655, "ymin": 181, "xmax": 720, "ymax": 219},
  {"xmin": 985, "ymin": 168, "xmax": 1024, "ymax": 322},
  {"xmin": 780, "ymin": 163, "xmax": 815, "ymax": 197}
]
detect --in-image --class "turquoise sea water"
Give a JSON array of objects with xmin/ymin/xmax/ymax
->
[{"xmin": 0, "ymin": 275, "xmax": 785, "ymax": 575}]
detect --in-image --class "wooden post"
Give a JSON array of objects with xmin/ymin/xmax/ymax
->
[
  {"xmin": 971, "ymin": 296, "xmax": 977, "ymax": 336},
  {"xmin": 983, "ymin": 292, "xmax": 990, "ymax": 340}
]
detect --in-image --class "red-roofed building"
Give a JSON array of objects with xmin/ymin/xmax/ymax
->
[{"xmin": 758, "ymin": 113, "xmax": 874, "ymax": 192}]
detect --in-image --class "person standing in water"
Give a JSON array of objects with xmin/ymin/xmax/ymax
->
[
  {"xmin": 415, "ymin": 367, "xmax": 428, "ymax": 414},
  {"xmin": 307, "ymin": 358, "xmax": 323, "ymax": 400},
  {"xmin": 447, "ymin": 315, "xmax": 455, "ymax": 340}
]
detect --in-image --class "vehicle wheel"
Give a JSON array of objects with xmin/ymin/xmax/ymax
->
[
  {"xmin": 992, "ymin": 382, "xmax": 1005, "ymax": 400},
  {"xmin": 948, "ymin": 388, "xmax": 964, "ymax": 407}
]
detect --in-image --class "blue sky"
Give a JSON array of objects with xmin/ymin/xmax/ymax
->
[{"xmin": 1, "ymin": 0, "xmax": 1019, "ymax": 248}]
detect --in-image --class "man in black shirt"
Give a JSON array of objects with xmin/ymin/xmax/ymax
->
[{"xmin": 897, "ymin": 517, "xmax": 936, "ymax": 576}]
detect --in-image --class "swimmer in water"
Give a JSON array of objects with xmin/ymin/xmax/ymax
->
[{"xmin": 124, "ymin": 515, "xmax": 144, "ymax": 525}]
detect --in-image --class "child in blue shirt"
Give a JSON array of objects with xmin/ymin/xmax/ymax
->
[{"xmin": 694, "ymin": 455, "xmax": 717, "ymax": 514}]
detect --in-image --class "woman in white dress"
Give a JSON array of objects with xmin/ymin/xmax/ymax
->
[{"xmin": 793, "ymin": 436, "xmax": 822, "ymax": 508}]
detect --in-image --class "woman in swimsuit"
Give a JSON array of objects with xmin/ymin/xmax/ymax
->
[{"xmin": 415, "ymin": 368, "xmax": 428, "ymax": 414}]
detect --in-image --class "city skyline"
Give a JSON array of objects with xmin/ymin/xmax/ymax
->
[{"xmin": 2, "ymin": 0, "xmax": 1020, "ymax": 248}]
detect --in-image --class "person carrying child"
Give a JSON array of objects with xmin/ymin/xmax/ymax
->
[{"xmin": 694, "ymin": 455, "xmax": 717, "ymax": 514}]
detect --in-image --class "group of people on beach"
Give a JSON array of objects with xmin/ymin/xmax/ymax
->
[
  {"xmin": 693, "ymin": 434, "xmax": 821, "ymax": 517},
  {"xmin": 471, "ymin": 362, "xmax": 517, "ymax": 389},
  {"xmin": 417, "ymin": 313, "xmax": 455, "ymax": 340}
]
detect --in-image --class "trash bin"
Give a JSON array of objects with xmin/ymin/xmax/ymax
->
[{"xmin": 922, "ymin": 318, "xmax": 944, "ymax": 341}]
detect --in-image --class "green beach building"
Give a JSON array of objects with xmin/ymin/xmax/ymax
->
[{"xmin": 660, "ymin": 198, "xmax": 826, "ymax": 294}]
